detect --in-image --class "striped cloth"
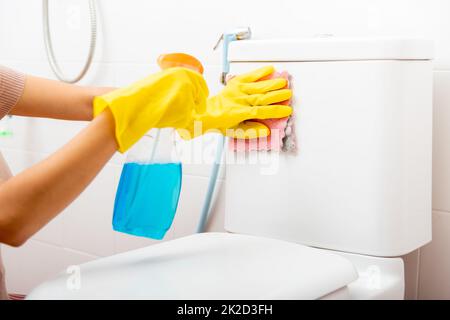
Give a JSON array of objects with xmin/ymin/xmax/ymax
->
[{"xmin": 0, "ymin": 66, "xmax": 26, "ymax": 120}]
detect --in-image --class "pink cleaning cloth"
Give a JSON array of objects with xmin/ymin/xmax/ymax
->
[{"xmin": 229, "ymin": 71, "xmax": 292, "ymax": 152}]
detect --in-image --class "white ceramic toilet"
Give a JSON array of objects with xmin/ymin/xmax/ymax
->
[{"xmin": 27, "ymin": 37, "xmax": 433, "ymax": 300}]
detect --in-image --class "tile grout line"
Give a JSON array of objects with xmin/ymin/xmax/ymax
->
[
  {"xmin": 28, "ymin": 238, "xmax": 99, "ymax": 259},
  {"xmin": 432, "ymin": 208, "xmax": 450, "ymax": 215}
]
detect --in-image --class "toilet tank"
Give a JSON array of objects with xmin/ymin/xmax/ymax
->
[{"xmin": 224, "ymin": 37, "xmax": 433, "ymax": 257}]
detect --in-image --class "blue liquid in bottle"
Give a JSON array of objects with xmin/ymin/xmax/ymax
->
[{"xmin": 112, "ymin": 162, "xmax": 182, "ymax": 240}]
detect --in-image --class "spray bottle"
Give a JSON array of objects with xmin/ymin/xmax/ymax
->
[{"xmin": 112, "ymin": 53, "xmax": 204, "ymax": 240}]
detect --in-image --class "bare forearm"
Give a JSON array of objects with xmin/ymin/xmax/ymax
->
[
  {"xmin": 0, "ymin": 110, "xmax": 118, "ymax": 246},
  {"xmin": 10, "ymin": 75, "xmax": 114, "ymax": 121}
]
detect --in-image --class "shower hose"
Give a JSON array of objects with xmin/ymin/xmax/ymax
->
[{"xmin": 42, "ymin": 0, "xmax": 97, "ymax": 83}]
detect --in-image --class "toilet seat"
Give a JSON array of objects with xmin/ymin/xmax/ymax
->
[{"xmin": 27, "ymin": 233, "xmax": 358, "ymax": 300}]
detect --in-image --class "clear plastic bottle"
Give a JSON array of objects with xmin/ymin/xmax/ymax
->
[
  {"xmin": 112, "ymin": 52, "xmax": 202, "ymax": 240},
  {"xmin": 112, "ymin": 128, "xmax": 182, "ymax": 240}
]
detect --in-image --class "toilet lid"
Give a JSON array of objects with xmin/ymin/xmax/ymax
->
[{"xmin": 27, "ymin": 233, "xmax": 358, "ymax": 300}]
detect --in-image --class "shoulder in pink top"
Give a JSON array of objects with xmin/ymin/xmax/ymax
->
[{"xmin": 0, "ymin": 66, "xmax": 26, "ymax": 120}]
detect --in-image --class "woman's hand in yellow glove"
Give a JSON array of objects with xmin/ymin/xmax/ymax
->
[
  {"xmin": 94, "ymin": 65, "xmax": 292, "ymax": 153},
  {"xmin": 179, "ymin": 65, "xmax": 292, "ymax": 140},
  {"xmin": 94, "ymin": 67, "xmax": 209, "ymax": 153}
]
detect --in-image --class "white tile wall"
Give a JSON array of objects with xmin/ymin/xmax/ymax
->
[
  {"xmin": 1, "ymin": 0, "xmax": 450, "ymax": 297},
  {"xmin": 60, "ymin": 163, "xmax": 121, "ymax": 257},
  {"xmin": 417, "ymin": 71, "xmax": 450, "ymax": 299},
  {"xmin": 2, "ymin": 240, "xmax": 96, "ymax": 294},
  {"xmin": 419, "ymin": 211, "xmax": 450, "ymax": 299},
  {"xmin": 403, "ymin": 250, "xmax": 420, "ymax": 300},
  {"xmin": 432, "ymin": 72, "xmax": 450, "ymax": 211}
]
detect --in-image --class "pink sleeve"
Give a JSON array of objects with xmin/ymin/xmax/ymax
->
[{"xmin": 0, "ymin": 66, "xmax": 26, "ymax": 120}]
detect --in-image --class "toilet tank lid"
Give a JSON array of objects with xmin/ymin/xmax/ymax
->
[{"xmin": 228, "ymin": 37, "xmax": 434, "ymax": 62}]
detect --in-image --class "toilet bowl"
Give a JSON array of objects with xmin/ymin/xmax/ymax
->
[
  {"xmin": 28, "ymin": 37, "xmax": 432, "ymax": 300},
  {"xmin": 27, "ymin": 232, "xmax": 403, "ymax": 300}
]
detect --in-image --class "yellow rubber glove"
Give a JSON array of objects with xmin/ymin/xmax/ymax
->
[
  {"xmin": 179, "ymin": 65, "xmax": 292, "ymax": 140},
  {"xmin": 94, "ymin": 67, "xmax": 208, "ymax": 153},
  {"xmin": 94, "ymin": 65, "xmax": 292, "ymax": 153}
]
